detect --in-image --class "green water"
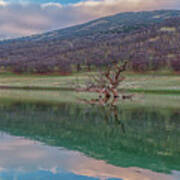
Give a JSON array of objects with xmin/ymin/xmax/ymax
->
[{"xmin": 0, "ymin": 91, "xmax": 179, "ymax": 179}]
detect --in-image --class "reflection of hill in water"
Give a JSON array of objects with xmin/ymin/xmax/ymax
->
[{"xmin": 0, "ymin": 101, "xmax": 179, "ymax": 173}]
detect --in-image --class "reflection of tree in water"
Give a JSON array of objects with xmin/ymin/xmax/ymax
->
[
  {"xmin": 79, "ymin": 96, "xmax": 126, "ymax": 133},
  {"xmin": 103, "ymin": 103, "xmax": 126, "ymax": 134}
]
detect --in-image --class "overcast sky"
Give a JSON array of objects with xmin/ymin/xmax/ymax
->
[{"xmin": 0, "ymin": 0, "xmax": 180, "ymax": 39}]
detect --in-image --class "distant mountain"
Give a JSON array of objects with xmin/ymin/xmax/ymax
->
[{"xmin": 0, "ymin": 10, "xmax": 180, "ymax": 73}]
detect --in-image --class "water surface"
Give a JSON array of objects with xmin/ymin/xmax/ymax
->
[
  {"xmin": 1, "ymin": 133, "xmax": 176, "ymax": 180},
  {"xmin": 0, "ymin": 91, "xmax": 179, "ymax": 180}
]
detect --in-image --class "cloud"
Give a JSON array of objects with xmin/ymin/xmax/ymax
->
[
  {"xmin": 72, "ymin": 0, "xmax": 180, "ymax": 16},
  {"xmin": 41, "ymin": 2, "xmax": 63, "ymax": 9},
  {"xmin": 0, "ymin": 0, "xmax": 7, "ymax": 6},
  {"xmin": 0, "ymin": 0, "xmax": 180, "ymax": 40}
]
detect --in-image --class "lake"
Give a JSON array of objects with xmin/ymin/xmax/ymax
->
[{"xmin": 0, "ymin": 90, "xmax": 179, "ymax": 180}]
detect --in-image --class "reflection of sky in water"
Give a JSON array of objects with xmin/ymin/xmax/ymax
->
[
  {"xmin": 0, "ymin": 132, "xmax": 177, "ymax": 180},
  {"xmin": 0, "ymin": 171, "xmax": 122, "ymax": 180}
]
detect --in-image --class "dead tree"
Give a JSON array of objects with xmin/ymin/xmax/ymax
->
[
  {"xmin": 76, "ymin": 61, "xmax": 128, "ymax": 104},
  {"xmin": 104, "ymin": 61, "xmax": 128, "ymax": 98}
]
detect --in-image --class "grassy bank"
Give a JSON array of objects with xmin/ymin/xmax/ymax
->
[
  {"xmin": 0, "ymin": 72, "xmax": 179, "ymax": 94},
  {"xmin": 126, "ymin": 89, "xmax": 180, "ymax": 94}
]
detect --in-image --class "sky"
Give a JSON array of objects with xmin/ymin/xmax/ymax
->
[{"xmin": 0, "ymin": 0, "xmax": 180, "ymax": 39}]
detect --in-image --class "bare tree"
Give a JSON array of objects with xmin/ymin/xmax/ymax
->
[{"xmin": 77, "ymin": 61, "xmax": 129, "ymax": 105}]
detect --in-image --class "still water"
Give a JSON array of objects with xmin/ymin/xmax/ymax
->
[{"xmin": 0, "ymin": 92, "xmax": 179, "ymax": 180}]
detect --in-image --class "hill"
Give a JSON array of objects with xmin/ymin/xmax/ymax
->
[{"xmin": 0, "ymin": 10, "xmax": 180, "ymax": 73}]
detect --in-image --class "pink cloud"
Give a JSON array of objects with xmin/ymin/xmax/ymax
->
[{"xmin": 0, "ymin": 0, "xmax": 180, "ymax": 39}]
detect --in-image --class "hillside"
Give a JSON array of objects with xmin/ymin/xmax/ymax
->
[{"xmin": 0, "ymin": 10, "xmax": 180, "ymax": 73}]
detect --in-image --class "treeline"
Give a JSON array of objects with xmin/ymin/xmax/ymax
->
[{"xmin": 0, "ymin": 11, "xmax": 180, "ymax": 73}]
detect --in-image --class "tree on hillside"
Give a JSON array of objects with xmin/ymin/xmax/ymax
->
[{"xmin": 171, "ymin": 57, "xmax": 180, "ymax": 72}]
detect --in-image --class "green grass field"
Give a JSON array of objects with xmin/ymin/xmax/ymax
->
[
  {"xmin": 0, "ymin": 72, "xmax": 179, "ymax": 94},
  {"xmin": 0, "ymin": 72, "xmax": 180, "ymax": 109},
  {"xmin": 0, "ymin": 89, "xmax": 180, "ymax": 109}
]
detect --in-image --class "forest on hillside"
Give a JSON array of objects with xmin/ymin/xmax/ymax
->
[{"xmin": 0, "ymin": 10, "xmax": 180, "ymax": 73}]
